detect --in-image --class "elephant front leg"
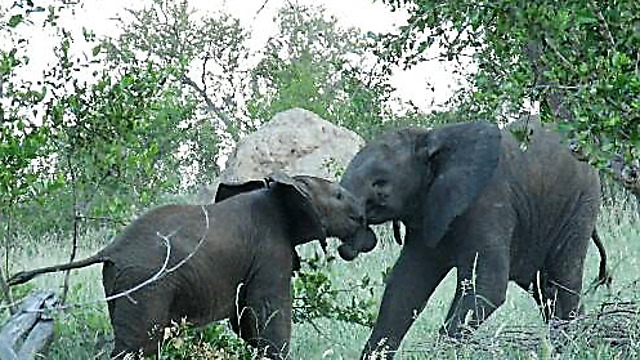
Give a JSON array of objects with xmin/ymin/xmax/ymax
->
[
  {"xmin": 363, "ymin": 249, "xmax": 450, "ymax": 360},
  {"xmin": 441, "ymin": 250, "xmax": 509, "ymax": 337},
  {"xmin": 237, "ymin": 279, "xmax": 292, "ymax": 359}
]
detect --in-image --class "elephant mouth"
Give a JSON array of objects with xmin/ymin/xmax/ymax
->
[{"xmin": 365, "ymin": 205, "xmax": 390, "ymax": 225}]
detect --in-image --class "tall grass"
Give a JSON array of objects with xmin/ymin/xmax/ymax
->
[{"xmin": 3, "ymin": 191, "xmax": 639, "ymax": 359}]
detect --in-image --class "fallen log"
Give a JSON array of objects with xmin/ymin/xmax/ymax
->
[{"xmin": 0, "ymin": 290, "xmax": 57, "ymax": 360}]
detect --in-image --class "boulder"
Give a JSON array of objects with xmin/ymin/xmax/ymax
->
[{"xmin": 198, "ymin": 108, "xmax": 364, "ymax": 203}]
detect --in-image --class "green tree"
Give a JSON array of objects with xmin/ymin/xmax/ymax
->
[
  {"xmin": 1, "ymin": 1, "xmax": 206, "ymax": 244},
  {"xmin": 0, "ymin": 0, "xmax": 72, "ymax": 308},
  {"xmin": 102, "ymin": 0, "xmax": 251, "ymax": 140},
  {"xmin": 376, "ymin": 0, "xmax": 639, "ymax": 194},
  {"xmin": 247, "ymin": 4, "xmax": 398, "ymax": 140}
]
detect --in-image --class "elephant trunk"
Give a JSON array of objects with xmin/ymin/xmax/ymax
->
[{"xmin": 337, "ymin": 227, "xmax": 377, "ymax": 261}]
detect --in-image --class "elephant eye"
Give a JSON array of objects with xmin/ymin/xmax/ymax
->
[{"xmin": 335, "ymin": 191, "xmax": 344, "ymax": 200}]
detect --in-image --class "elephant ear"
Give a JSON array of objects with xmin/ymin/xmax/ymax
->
[
  {"xmin": 419, "ymin": 122, "xmax": 501, "ymax": 247},
  {"xmin": 267, "ymin": 173, "xmax": 327, "ymax": 246},
  {"xmin": 214, "ymin": 179, "xmax": 267, "ymax": 203}
]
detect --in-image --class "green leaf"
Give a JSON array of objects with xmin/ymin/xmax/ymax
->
[{"xmin": 8, "ymin": 15, "xmax": 24, "ymax": 28}]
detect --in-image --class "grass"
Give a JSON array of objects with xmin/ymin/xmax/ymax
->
[{"xmin": 3, "ymin": 193, "xmax": 639, "ymax": 359}]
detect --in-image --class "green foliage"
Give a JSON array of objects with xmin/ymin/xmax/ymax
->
[
  {"xmin": 247, "ymin": 4, "xmax": 397, "ymax": 140},
  {"xmin": 293, "ymin": 251, "xmax": 377, "ymax": 328},
  {"xmin": 43, "ymin": 61, "xmax": 197, "ymax": 220},
  {"xmin": 377, "ymin": 0, "xmax": 640, "ymax": 166},
  {"xmin": 1, "ymin": 2, "xmax": 217, "ymax": 240},
  {"xmin": 102, "ymin": 0, "xmax": 251, "ymax": 137},
  {"xmin": 160, "ymin": 319, "xmax": 253, "ymax": 360},
  {"xmin": 47, "ymin": 310, "xmax": 112, "ymax": 360}
]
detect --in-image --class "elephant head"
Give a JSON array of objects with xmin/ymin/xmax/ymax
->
[
  {"xmin": 217, "ymin": 173, "xmax": 377, "ymax": 250},
  {"xmin": 339, "ymin": 123, "xmax": 500, "ymax": 258}
]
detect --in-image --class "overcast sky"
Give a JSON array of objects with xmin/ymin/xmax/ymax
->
[{"xmin": 13, "ymin": 0, "xmax": 470, "ymax": 111}]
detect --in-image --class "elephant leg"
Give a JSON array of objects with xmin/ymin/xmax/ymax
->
[
  {"xmin": 441, "ymin": 250, "xmax": 509, "ymax": 337},
  {"xmin": 362, "ymin": 249, "xmax": 450, "ymax": 360},
  {"xmin": 542, "ymin": 238, "xmax": 589, "ymax": 320},
  {"xmin": 237, "ymin": 280, "xmax": 291, "ymax": 359},
  {"xmin": 524, "ymin": 271, "xmax": 557, "ymax": 322},
  {"xmin": 441, "ymin": 281, "xmax": 464, "ymax": 329},
  {"xmin": 109, "ymin": 286, "xmax": 172, "ymax": 358}
]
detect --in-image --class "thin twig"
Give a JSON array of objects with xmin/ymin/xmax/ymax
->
[
  {"xmin": 542, "ymin": 37, "xmax": 578, "ymax": 75},
  {"xmin": 165, "ymin": 206, "xmax": 209, "ymax": 274},
  {"xmin": 39, "ymin": 206, "xmax": 210, "ymax": 311},
  {"xmin": 61, "ymin": 153, "xmax": 80, "ymax": 305},
  {"xmin": 75, "ymin": 215, "xmax": 127, "ymax": 226},
  {"xmin": 52, "ymin": 230, "xmax": 174, "ymax": 311},
  {"xmin": 590, "ymin": 1, "xmax": 616, "ymax": 48},
  {"xmin": 255, "ymin": 0, "xmax": 271, "ymax": 17}
]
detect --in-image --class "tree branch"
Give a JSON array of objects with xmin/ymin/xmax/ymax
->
[
  {"xmin": 590, "ymin": 1, "xmax": 616, "ymax": 48},
  {"xmin": 255, "ymin": 0, "xmax": 271, "ymax": 17},
  {"xmin": 181, "ymin": 75, "xmax": 231, "ymax": 127},
  {"xmin": 61, "ymin": 153, "xmax": 79, "ymax": 305}
]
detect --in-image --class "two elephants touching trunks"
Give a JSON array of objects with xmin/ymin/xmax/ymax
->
[
  {"xmin": 9, "ymin": 120, "xmax": 610, "ymax": 359},
  {"xmin": 8, "ymin": 173, "xmax": 376, "ymax": 359},
  {"xmin": 339, "ymin": 120, "xmax": 611, "ymax": 359}
]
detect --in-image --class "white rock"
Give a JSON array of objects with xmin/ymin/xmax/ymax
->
[{"xmin": 198, "ymin": 108, "xmax": 364, "ymax": 203}]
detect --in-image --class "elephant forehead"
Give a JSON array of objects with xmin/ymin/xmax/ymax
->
[
  {"xmin": 352, "ymin": 146, "xmax": 412, "ymax": 172},
  {"xmin": 360, "ymin": 130, "xmax": 419, "ymax": 159}
]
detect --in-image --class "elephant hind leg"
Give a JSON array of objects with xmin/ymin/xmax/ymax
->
[
  {"xmin": 532, "ymin": 236, "xmax": 590, "ymax": 322},
  {"xmin": 544, "ymin": 258, "xmax": 587, "ymax": 320},
  {"xmin": 539, "ymin": 193, "xmax": 599, "ymax": 320},
  {"xmin": 108, "ymin": 286, "xmax": 173, "ymax": 358},
  {"xmin": 526, "ymin": 271, "xmax": 557, "ymax": 322}
]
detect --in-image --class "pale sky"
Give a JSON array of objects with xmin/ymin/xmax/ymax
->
[{"xmin": 11, "ymin": 0, "xmax": 470, "ymax": 112}]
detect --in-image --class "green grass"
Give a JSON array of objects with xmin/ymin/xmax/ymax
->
[{"xmin": 3, "ymin": 194, "xmax": 639, "ymax": 359}]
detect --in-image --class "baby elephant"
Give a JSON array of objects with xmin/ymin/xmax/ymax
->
[{"xmin": 8, "ymin": 173, "xmax": 376, "ymax": 359}]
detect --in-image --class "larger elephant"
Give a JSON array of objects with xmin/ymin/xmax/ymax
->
[
  {"xmin": 339, "ymin": 121, "xmax": 610, "ymax": 359},
  {"xmin": 9, "ymin": 173, "xmax": 376, "ymax": 359}
]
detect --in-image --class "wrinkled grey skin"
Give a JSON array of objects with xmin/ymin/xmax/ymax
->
[
  {"xmin": 340, "ymin": 122, "xmax": 610, "ymax": 359},
  {"xmin": 9, "ymin": 173, "xmax": 375, "ymax": 359}
]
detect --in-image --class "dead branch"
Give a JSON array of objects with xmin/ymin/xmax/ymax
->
[
  {"xmin": 0, "ymin": 290, "xmax": 58, "ymax": 360},
  {"xmin": 56, "ymin": 205, "xmax": 210, "ymax": 310},
  {"xmin": 166, "ymin": 206, "xmax": 209, "ymax": 274},
  {"xmin": 589, "ymin": 1, "xmax": 616, "ymax": 48},
  {"xmin": 181, "ymin": 75, "xmax": 232, "ymax": 127}
]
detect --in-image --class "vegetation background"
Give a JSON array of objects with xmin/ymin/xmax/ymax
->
[{"xmin": 1, "ymin": 0, "xmax": 638, "ymax": 358}]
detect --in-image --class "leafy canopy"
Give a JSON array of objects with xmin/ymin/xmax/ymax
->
[{"xmin": 377, "ymin": 0, "xmax": 639, "ymax": 168}]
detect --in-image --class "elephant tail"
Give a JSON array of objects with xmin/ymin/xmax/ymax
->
[
  {"xmin": 590, "ymin": 228, "xmax": 612, "ymax": 290},
  {"xmin": 8, "ymin": 252, "xmax": 110, "ymax": 286}
]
